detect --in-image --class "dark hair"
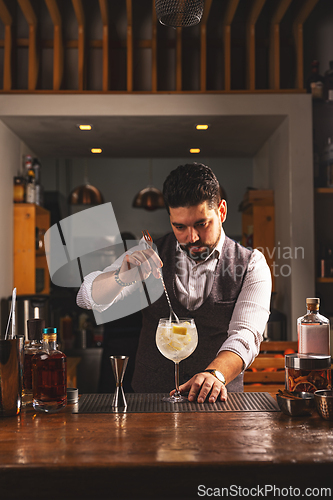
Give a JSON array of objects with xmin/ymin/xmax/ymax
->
[{"xmin": 163, "ymin": 163, "xmax": 221, "ymax": 214}]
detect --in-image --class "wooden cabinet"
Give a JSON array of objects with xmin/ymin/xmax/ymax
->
[
  {"xmin": 241, "ymin": 190, "xmax": 275, "ymax": 289},
  {"xmin": 14, "ymin": 204, "xmax": 50, "ymax": 295}
]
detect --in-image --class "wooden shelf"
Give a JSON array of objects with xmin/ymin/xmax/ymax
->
[
  {"xmin": 14, "ymin": 203, "xmax": 50, "ymax": 295},
  {"xmin": 241, "ymin": 190, "xmax": 275, "ymax": 290},
  {"xmin": 317, "ymin": 277, "xmax": 333, "ymax": 283},
  {"xmin": 315, "ymin": 188, "xmax": 333, "ymax": 194}
]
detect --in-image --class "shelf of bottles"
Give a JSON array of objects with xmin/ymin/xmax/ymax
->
[{"xmin": 309, "ymin": 58, "xmax": 333, "ymax": 296}]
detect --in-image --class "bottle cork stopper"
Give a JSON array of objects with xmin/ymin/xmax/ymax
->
[
  {"xmin": 306, "ymin": 298, "xmax": 320, "ymax": 305},
  {"xmin": 42, "ymin": 333, "xmax": 57, "ymax": 342},
  {"xmin": 27, "ymin": 318, "xmax": 45, "ymax": 341},
  {"xmin": 42, "ymin": 327, "xmax": 57, "ymax": 342}
]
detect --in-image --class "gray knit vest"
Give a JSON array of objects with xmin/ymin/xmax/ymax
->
[{"xmin": 131, "ymin": 233, "xmax": 252, "ymax": 393}]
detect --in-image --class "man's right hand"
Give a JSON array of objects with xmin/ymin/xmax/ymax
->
[
  {"xmin": 91, "ymin": 245, "xmax": 163, "ymax": 305},
  {"xmin": 118, "ymin": 247, "xmax": 163, "ymax": 284}
]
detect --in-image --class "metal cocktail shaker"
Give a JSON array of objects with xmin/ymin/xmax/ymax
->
[{"xmin": 0, "ymin": 337, "xmax": 23, "ymax": 417}]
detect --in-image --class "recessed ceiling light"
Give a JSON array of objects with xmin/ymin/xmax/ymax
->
[
  {"xmin": 190, "ymin": 148, "xmax": 201, "ymax": 154},
  {"xmin": 78, "ymin": 124, "xmax": 92, "ymax": 131},
  {"xmin": 91, "ymin": 148, "xmax": 102, "ymax": 154},
  {"xmin": 195, "ymin": 124, "xmax": 209, "ymax": 130}
]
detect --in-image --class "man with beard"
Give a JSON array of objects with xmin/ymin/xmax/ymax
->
[{"xmin": 77, "ymin": 163, "xmax": 271, "ymax": 402}]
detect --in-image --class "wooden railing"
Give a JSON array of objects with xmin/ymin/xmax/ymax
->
[{"xmin": 0, "ymin": 0, "xmax": 321, "ymax": 93}]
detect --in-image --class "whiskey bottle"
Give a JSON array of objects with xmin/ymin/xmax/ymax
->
[
  {"xmin": 25, "ymin": 169, "xmax": 36, "ymax": 204},
  {"xmin": 32, "ymin": 327, "xmax": 67, "ymax": 412},
  {"xmin": 324, "ymin": 60, "xmax": 333, "ymax": 102},
  {"xmin": 306, "ymin": 60, "xmax": 324, "ymax": 100},
  {"xmin": 22, "ymin": 318, "xmax": 44, "ymax": 407},
  {"xmin": 32, "ymin": 158, "xmax": 43, "ymax": 206},
  {"xmin": 321, "ymin": 137, "xmax": 333, "ymax": 187},
  {"xmin": 297, "ymin": 298, "xmax": 330, "ymax": 355}
]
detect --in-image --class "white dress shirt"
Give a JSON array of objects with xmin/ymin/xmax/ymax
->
[{"xmin": 77, "ymin": 229, "xmax": 271, "ymax": 370}]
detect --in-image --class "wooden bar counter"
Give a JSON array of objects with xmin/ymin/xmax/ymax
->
[{"xmin": 1, "ymin": 395, "xmax": 333, "ymax": 500}]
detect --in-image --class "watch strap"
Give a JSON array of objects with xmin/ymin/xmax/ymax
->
[{"xmin": 203, "ymin": 369, "xmax": 226, "ymax": 385}]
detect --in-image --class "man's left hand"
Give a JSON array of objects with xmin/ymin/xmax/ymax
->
[{"xmin": 170, "ymin": 372, "xmax": 227, "ymax": 404}]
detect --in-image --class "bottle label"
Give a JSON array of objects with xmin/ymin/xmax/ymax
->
[
  {"xmin": 26, "ymin": 185, "xmax": 35, "ymax": 204},
  {"xmin": 298, "ymin": 324, "xmax": 330, "ymax": 355},
  {"xmin": 310, "ymin": 81, "xmax": 323, "ymax": 99}
]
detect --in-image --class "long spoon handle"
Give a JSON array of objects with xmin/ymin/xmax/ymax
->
[{"xmin": 142, "ymin": 230, "xmax": 179, "ymax": 323}]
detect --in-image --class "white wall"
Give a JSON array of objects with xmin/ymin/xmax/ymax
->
[
  {"xmin": 253, "ymin": 103, "xmax": 315, "ymax": 339},
  {"xmin": 0, "ymin": 121, "xmax": 35, "ymax": 329},
  {"xmin": 40, "ymin": 156, "xmax": 253, "ymax": 241}
]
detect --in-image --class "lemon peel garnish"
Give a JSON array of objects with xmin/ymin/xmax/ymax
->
[{"xmin": 172, "ymin": 324, "xmax": 187, "ymax": 335}]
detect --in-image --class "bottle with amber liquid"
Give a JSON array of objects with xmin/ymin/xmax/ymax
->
[
  {"xmin": 306, "ymin": 60, "xmax": 324, "ymax": 100},
  {"xmin": 32, "ymin": 327, "xmax": 67, "ymax": 412},
  {"xmin": 22, "ymin": 318, "xmax": 44, "ymax": 407},
  {"xmin": 297, "ymin": 298, "xmax": 330, "ymax": 355}
]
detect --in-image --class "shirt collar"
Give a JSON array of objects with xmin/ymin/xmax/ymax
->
[{"xmin": 175, "ymin": 227, "xmax": 225, "ymax": 262}]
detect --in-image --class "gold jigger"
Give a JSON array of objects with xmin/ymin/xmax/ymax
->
[{"xmin": 110, "ymin": 355, "xmax": 129, "ymax": 410}]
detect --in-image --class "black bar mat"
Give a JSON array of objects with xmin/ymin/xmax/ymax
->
[{"xmin": 74, "ymin": 392, "xmax": 279, "ymax": 413}]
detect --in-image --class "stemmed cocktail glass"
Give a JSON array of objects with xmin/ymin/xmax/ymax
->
[{"xmin": 156, "ymin": 318, "xmax": 198, "ymax": 403}]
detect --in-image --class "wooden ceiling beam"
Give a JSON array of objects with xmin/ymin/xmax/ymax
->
[
  {"xmin": 0, "ymin": 0, "xmax": 12, "ymax": 90},
  {"xmin": 0, "ymin": 0, "xmax": 11, "ymax": 25},
  {"xmin": 246, "ymin": 0, "xmax": 266, "ymax": 91},
  {"xmin": 222, "ymin": 0, "xmax": 240, "ymax": 91},
  {"xmin": 200, "ymin": 0, "xmax": 213, "ymax": 91},
  {"xmin": 176, "ymin": 27, "xmax": 182, "ymax": 91},
  {"xmin": 292, "ymin": 0, "xmax": 320, "ymax": 90},
  {"xmin": 126, "ymin": 0, "xmax": 133, "ymax": 92},
  {"xmin": 72, "ymin": 0, "xmax": 85, "ymax": 91},
  {"xmin": 18, "ymin": 0, "xmax": 38, "ymax": 90},
  {"xmin": 151, "ymin": 0, "xmax": 157, "ymax": 92},
  {"xmin": 45, "ymin": 0, "xmax": 63, "ymax": 90},
  {"xmin": 269, "ymin": 0, "xmax": 292, "ymax": 90},
  {"xmin": 99, "ymin": 0, "xmax": 109, "ymax": 91}
]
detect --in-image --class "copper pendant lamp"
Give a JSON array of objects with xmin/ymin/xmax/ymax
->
[
  {"xmin": 132, "ymin": 161, "xmax": 165, "ymax": 211},
  {"xmin": 69, "ymin": 162, "xmax": 104, "ymax": 205}
]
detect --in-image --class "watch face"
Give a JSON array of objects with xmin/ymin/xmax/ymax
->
[{"xmin": 214, "ymin": 370, "xmax": 225, "ymax": 384}]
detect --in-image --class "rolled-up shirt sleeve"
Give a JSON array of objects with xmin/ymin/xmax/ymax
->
[
  {"xmin": 76, "ymin": 242, "xmax": 144, "ymax": 313},
  {"xmin": 217, "ymin": 249, "xmax": 272, "ymax": 370}
]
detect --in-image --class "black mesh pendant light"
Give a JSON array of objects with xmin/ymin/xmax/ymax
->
[{"xmin": 155, "ymin": 0, "xmax": 205, "ymax": 28}]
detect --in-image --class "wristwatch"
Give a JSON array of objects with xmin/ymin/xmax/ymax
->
[{"xmin": 203, "ymin": 369, "xmax": 226, "ymax": 385}]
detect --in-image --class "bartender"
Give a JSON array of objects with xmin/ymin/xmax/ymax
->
[{"xmin": 77, "ymin": 163, "xmax": 271, "ymax": 403}]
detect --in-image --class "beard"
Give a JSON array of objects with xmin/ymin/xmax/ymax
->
[{"xmin": 180, "ymin": 226, "xmax": 221, "ymax": 262}]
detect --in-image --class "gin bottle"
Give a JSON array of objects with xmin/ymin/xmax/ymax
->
[
  {"xmin": 297, "ymin": 298, "xmax": 330, "ymax": 355},
  {"xmin": 32, "ymin": 327, "xmax": 67, "ymax": 412}
]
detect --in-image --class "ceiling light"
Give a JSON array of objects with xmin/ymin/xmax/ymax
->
[
  {"xmin": 91, "ymin": 148, "xmax": 102, "ymax": 154},
  {"xmin": 78, "ymin": 124, "xmax": 92, "ymax": 130},
  {"xmin": 190, "ymin": 148, "xmax": 201, "ymax": 154},
  {"xmin": 196, "ymin": 124, "xmax": 209, "ymax": 130}
]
